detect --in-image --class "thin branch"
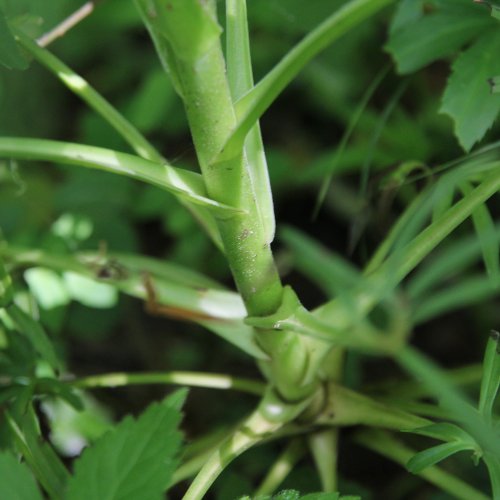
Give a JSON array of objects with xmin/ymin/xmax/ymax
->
[
  {"xmin": 37, "ymin": 1, "xmax": 99, "ymax": 47},
  {"xmin": 71, "ymin": 371, "xmax": 266, "ymax": 396}
]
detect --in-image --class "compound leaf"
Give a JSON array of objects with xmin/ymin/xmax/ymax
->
[
  {"xmin": 440, "ymin": 31, "xmax": 500, "ymax": 151},
  {"xmin": 66, "ymin": 390, "xmax": 186, "ymax": 500}
]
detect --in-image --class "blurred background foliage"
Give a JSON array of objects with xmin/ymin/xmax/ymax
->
[{"xmin": 1, "ymin": 0, "xmax": 499, "ymax": 498}]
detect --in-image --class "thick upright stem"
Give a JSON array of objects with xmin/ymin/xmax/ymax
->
[{"xmin": 170, "ymin": 6, "xmax": 283, "ymax": 316}]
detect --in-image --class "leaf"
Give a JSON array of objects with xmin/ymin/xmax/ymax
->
[
  {"xmin": 6, "ymin": 304, "xmax": 60, "ymax": 370},
  {"xmin": 24, "ymin": 267, "xmax": 70, "ymax": 310},
  {"xmin": 460, "ymin": 182, "xmax": 500, "ymax": 284},
  {"xmin": 5, "ymin": 409, "xmax": 70, "ymax": 499},
  {"xmin": 490, "ymin": 75, "xmax": 500, "ymax": 93},
  {"xmin": 0, "ymin": 7, "xmax": 28, "ymax": 70},
  {"xmin": 66, "ymin": 390, "xmax": 186, "ymax": 500},
  {"xmin": 440, "ymin": 31, "xmax": 500, "ymax": 151},
  {"xmin": 407, "ymin": 441, "xmax": 474, "ymax": 473},
  {"xmin": 63, "ymin": 272, "xmax": 118, "ymax": 309},
  {"xmin": 0, "ymin": 138, "xmax": 243, "ymax": 217},
  {"xmin": 479, "ymin": 330, "xmax": 500, "ymax": 420},
  {"xmin": 386, "ymin": 0, "xmax": 494, "ymax": 74},
  {"xmin": 280, "ymin": 226, "xmax": 361, "ymax": 297},
  {"xmin": 0, "ymin": 452, "xmax": 43, "ymax": 500},
  {"xmin": 405, "ymin": 422, "xmax": 475, "ymax": 443}
]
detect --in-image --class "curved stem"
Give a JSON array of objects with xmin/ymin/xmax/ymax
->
[
  {"xmin": 254, "ymin": 439, "xmax": 306, "ymax": 496},
  {"xmin": 71, "ymin": 371, "xmax": 265, "ymax": 396},
  {"xmin": 0, "ymin": 138, "xmax": 240, "ymax": 216},
  {"xmin": 16, "ymin": 30, "xmax": 161, "ymax": 163}
]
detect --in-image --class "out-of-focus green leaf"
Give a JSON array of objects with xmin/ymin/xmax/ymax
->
[
  {"xmin": 479, "ymin": 330, "xmax": 500, "ymax": 420},
  {"xmin": 280, "ymin": 226, "xmax": 361, "ymax": 297},
  {"xmin": 490, "ymin": 75, "xmax": 500, "ymax": 93},
  {"xmin": 386, "ymin": 0, "xmax": 493, "ymax": 74},
  {"xmin": 460, "ymin": 182, "xmax": 500, "ymax": 284},
  {"xmin": 0, "ymin": 7, "xmax": 28, "ymax": 70},
  {"xmin": 63, "ymin": 272, "xmax": 118, "ymax": 309},
  {"xmin": 440, "ymin": 31, "xmax": 500, "ymax": 151},
  {"xmin": 6, "ymin": 304, "xmax": 60, "ymax": 370},
  {"xmin": 0, "ymin": 451, "xmax": 43, "ymax": 500},
  {"xmin": 66, "ymin": 390, "xmax": 186, "ymax": 500},
  {"xmin": 406, "ymin": 422, "xmax": 476, "ymax": 443},
  {"xmin": 24, "ymin": 267, "xmax": 70, "ymax": 310},
  {"xmin": 407, "ymin": 441, "xmax": 475, "ymax": 473},
  {"xmin": 412, "ymin": 275, "xmax": 499, "ymax": 324}
]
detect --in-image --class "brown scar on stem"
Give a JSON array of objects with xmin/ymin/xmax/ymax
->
[{"xmin": 142, "ymin": 272, "xmax": 221, "ymax": 322}]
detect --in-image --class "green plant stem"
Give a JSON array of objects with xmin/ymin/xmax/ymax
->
[
  {"xmin": 0, "ymin": 138, "xmax": 238, "ymax": 216},
  {"xmin": 308, "ymin": 429, "xmax": 339, "ymax": 492},
  {"xmin": 254, "ymin": 439, "xmax": 306, "ymax": 496},
  {"xmin": 182, "ymin": 410, "xmax": 281, "ymax": 500},
  {"xmin": 71, "ymin": 371, "xmax": 265, "ymax": 396},
  {"xmin": 166, "ymin": 12, "xmax": 283, "ymax": 316},
  {"xmin": 354, "ymin": 429, "xmax": 490, "ymax": 500},
  {"xmin": 15, "ymin": 30, "xmax": 160, "ymax": 163}
]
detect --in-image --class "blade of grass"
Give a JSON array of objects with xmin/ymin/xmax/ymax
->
[
  {"xmin": 0, "ymin": 138, "xmax": 242, "ymax": 216},
  {"xmin": 479, "ymin": 331, "xmax": 500, "ymax": 422}
]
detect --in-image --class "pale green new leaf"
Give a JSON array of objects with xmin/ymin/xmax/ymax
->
[
  {"xmin": 66, "ymin": 390, "xmax": 186, "ymax": 500},
  {"xmin": 0, "ymin": 452, "xmax": 43, "ymax": 500},
  {"xmin": 24, "ymin": 267, "xmax": 70, "ymax": 310},
  {"xmin": 440, "ymin": 31, "xmax": 500, "ymax": 151}
]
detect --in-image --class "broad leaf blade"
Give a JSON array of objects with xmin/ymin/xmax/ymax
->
[
  {"xmin": 0, "ymin": 452, "xmax": 43, "ymax": 500},
  {"xmin": 0, "ymin": 7, "xmax": 28, "ymax": 70},
  {"xmin": 407, "ymin": 441, "xmax": 473, "ymax": 473},
  {"xmin": 440, "ymin": 31, "xmax": 500, "ymax": 151},
  {"xmin": 66, "ymin": 390, "xmax": 186, "ymax": 500},
  {"xmin": 386, "ymin": 1, "xmax": 493, "ymax": 74}
]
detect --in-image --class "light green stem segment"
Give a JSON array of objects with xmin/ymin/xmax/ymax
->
[
  {"xmin": 355, "ymin": 430, "xmax": 490, "ymax": 500},
  {"xmin": 72, "ymin": 371, "xmax": 265, "ymax": 396},
  {"xmin": 136, "ymin": 0, "xmax": 283, "ymax": 316}
]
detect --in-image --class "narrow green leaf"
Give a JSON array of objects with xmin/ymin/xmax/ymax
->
[
  {"xmin": 220, "ymin": 0, "xmax": 396, "ymax": 161},
  {"xmin": 0, "ymin": 452, "xmax": 43, "ymax": 500},
  {"xmin": 280, "ymin": 226, "xmax": 361, "ymax": 297},
  {"xmin": 412, "ymin": 275, "xmax": 499, "ymax": 324},
  {"xmin": 0, "ymin": 7, "xmax": 28, "ymax": 70},
  {"xmin": 407, "ymin": 441, "xmax": 474, "ymax": 473},
  {"xmin": 405, "ymin": 422, "xmax": 475, "ymax": 443},
  {"xmin": 5, "ymin": 410, "xmax": 70, "ymax": 499},
  {"xmin": 6, "ymin": 304, "xmax": 60, "ymax": 370},
  {"xmin": 0, "ymin": 138, "xmax": 243, "ymax": 217},
  {"xmin": 66, "ymin": 390, "xmax": 186, "ymax": 500},
  {"xmin": 386, "ymin": 0, "xmax": 493, "ymax": 74},
  {"xmin": 440, "ymin": 31, "xmax": 500, "ymax": 151},
  {"xmin": 484, "ymin": 452, "xmax": 500, "ymax": 499},
  {"xmin": 479, "ymin": 330, "xmax": 500, "ymax": 420},
  {"xmin": 226, "ymin": 0, "xmax": 276, "ymax": 244},
  {"xmin": 460, "ymin": 182, "xmax": 500, "ymax": 284}
]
